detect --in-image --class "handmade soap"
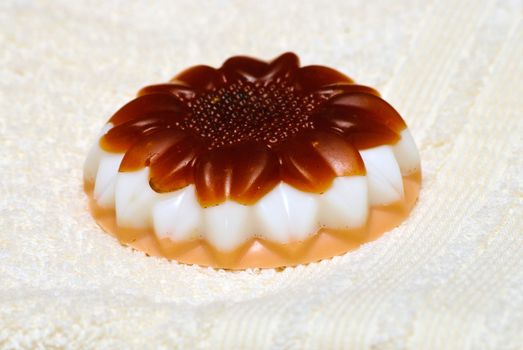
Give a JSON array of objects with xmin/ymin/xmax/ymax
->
[{"xmin": 84, "ymin": 52, "xmax": 421, "ymax": 269}]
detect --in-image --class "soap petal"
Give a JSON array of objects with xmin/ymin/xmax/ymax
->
[
  {"xmin": 359, "ymin": 146, "xmax": 404, "ymax": 205},
  {"xmin": 193, "ymin": 148, "xmax": 231, "ymax": 206},
  {"xmin": 115, "ymin": 168, "xmax": 157, "ymax": 228},
  {"xmin": 314, "ymin": 105, "xmax": 400, "ymax": 149},
  {"xmin": 138, "ymin": 83, "xmax": 197, "ymax": 100},
  {"xmin": 119, "ymin": 129, "xmax": 196, "ymax": 170},
  {"xmin": 84, "ymin": 124, "xmax": 113, "ymax": 183},
  {"xmin": 263, "ymin": 52, "xmax": 300, "ymax": 80},
  {"xmin": 313, "ymin": 83, "xmax": 380, "ymax": 99},
  {"xmin": 392, "ymin": 129, "xmax": 421, "ymax": 176},
  {"xmin": 152, "ymin": 185, "xmax": 202, "ymax": 241},
  {"xmin": 193, "ymin": 143, "xmax": 280, "ymax": 206},
  {"xmin": 93, "ymin": 152, "xmax": 124, "ymax": 208},
  {"xmin": 325, "ymin": 92, "xmax": 406, "ymax": 132},
  {"xmin": 149, "ymin": 132, "xmax": 204, "ymax": 193},
  {"xmin": 109, "ymin": 93, "xmax": 188, "ymax": 126},
  {"xmin": 253, "ymin": 183, "xmax": 319, "ymax": 242},
  {"xmin": 204, "ymin": 201, "xmax": 252, "ymax": 251},
  {"xmin": 220, "ymin": 55, "xmax": 270, "ymax": 82},
  {"xmin": 174, "ymin": 65, "xmax": 224, "ymax": 90},
  {"xmin": 295, "ymin": 65, "xmax": 353, "ymax": 91},
  {"xmin": 318, "ymin": 176, "xmax": 368, "ymax": 229},
  {"xmin": 228, "ymin": 143, "xmax": 280, "ymax": 205},
  {"xmin": 276, "ymin": 130, "xmax": 365, "ymax": 192}
]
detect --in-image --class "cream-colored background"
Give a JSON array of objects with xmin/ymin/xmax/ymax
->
[{"xmin": 1, "ymin": 1, "xmax": 523, "ymax": 349}]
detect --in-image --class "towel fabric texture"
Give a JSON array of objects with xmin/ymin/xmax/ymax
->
[{"xmin": 1, "ymin": 0, "xmax": 522, "ymax": 349}]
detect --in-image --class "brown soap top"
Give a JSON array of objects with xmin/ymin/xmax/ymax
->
[{"xmin": 100, "ymin": 52, "xmax": 406, "ymax": 206}]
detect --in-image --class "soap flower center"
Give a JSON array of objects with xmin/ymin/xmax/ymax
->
[{"xmin": 181, "ymin": 79, "xmax": 323, "ymax": 150}]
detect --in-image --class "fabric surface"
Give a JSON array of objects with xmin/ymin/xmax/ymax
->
[{"xmin": 1, "ymin": 0, "xmax": 523, "ymax": 349}]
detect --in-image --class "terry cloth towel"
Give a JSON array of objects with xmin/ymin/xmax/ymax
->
[{"xmin": 1, "ymin": 0, "xmax": 522, "ymax": 349}]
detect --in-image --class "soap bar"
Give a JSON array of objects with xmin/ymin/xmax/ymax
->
[{"xmin": 84, "ymin": 52, "xmax": 421, "ymax": 269}]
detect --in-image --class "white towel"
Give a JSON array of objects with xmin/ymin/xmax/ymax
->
[{"xmin": 1, "ymin": 0, "xmax": 522, "ymax": 348}]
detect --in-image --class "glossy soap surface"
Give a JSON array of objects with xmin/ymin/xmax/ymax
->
[
  {"xmin": 85, "ymin": 172, "xmax": 421, "ymax": 269},
  {"xmin": 99, "ymin": 52, "xmax": 406, "ymax": 206},
  {"xmin": 85, "ymin": 52, "xmax": 422, "ymax": 268}
]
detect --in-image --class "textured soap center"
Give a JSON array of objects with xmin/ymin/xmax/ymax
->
[{"xmin": 179, "ymin": 79, "xmax": 323, "ymax": 149}]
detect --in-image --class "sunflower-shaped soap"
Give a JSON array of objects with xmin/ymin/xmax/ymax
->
[{"xmin": 84, "ymin": 52, "xmax": 421, "ymax": 269}]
